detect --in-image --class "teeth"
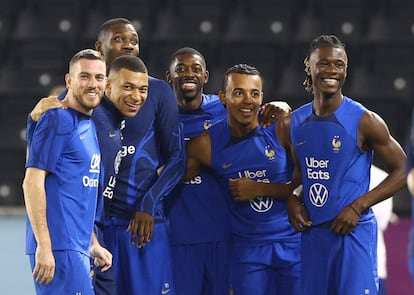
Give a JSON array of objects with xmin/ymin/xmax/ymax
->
[
  {"xmin": 323, "ymin": 78, "xmax": 337, "ymax": 85},
  {"xmin": 240, "ymin": 108, "xmax": 252, "ymax": 113},
  {"xmin": 182, "ymin": 82, "xmax": 196, "ymax": 89}
]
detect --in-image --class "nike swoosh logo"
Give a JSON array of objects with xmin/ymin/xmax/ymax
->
[
  {"xmin": 222, "ymin": 163, "xmax": 233, "ymax": 169},
  {"xmin": 295, "ymin": 141, "xmax": 306, "ymax": 147},
  {"xmin": 109, "ymin": 132, "xmax": 116, "ymax": 138},
  {"xmin": 161, "ymin": 289, "xmax": 171, "ymax": 294}
]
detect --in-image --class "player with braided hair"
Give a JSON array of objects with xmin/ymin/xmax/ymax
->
[{"xmin": 283, "ymin": 34, "xmax": 406, "ymax": 295}]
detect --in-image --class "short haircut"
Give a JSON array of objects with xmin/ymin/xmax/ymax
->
[
  {"xmin": 169, "ymin": 47, "xmax": 206, "ymax": 68},
  {"xmin": 69, "ymin": 49, "xmax": 104, "ymax": 71},
  {"xmin": 109, "ymin": 55, "xmax": 147, "ymax": 75},
  {"xmin": 98, "ymin": 18, "xmax": 133, "ymax": 41},
  {"xmin": 222, "ymin": 64, "xmax": 261, "ymax": 91}
]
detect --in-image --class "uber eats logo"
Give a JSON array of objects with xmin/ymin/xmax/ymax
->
[
  {"xmin": 305, "ymin": 157, "xmax": 330, "ymax": 207},
  {"xmin": 305, "ymin": 157, "xmax": 330, "ymax": 180}
]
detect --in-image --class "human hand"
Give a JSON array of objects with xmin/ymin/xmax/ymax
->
[
  {"xmin": 259, "ymin": 101, "xmax": 292, "ymax": 128},
  {"xmin": 30, "ymin": 96, "xmax": 65, "ymax": 122},
  {"xmin": 229, "ymin": 178, "xmax": 260, "ymax": 201},
  {"xmin": 33, "ymin": 244, "xmax": 55, "ymax": 285},
  {"xmin": 127, "ymin": 211, "xmax": 154, "ymax": 248},
  {"xmin": 90, "ymin": 243, "xmax": 112, "ymax": 272},
  {"xmin": 287, "ymin": 195, "xmax": 312, "ymax": 232},
  {"xmin": 331, "ymin": 204, "xmax": 360, "ymax": 234}
]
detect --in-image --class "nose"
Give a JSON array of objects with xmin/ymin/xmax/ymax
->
[
  {"xmin": 242, "ymin": 93, "xmax": 253, "ymax": 104},
  {"xmin": 88, "ymin": 77, "xmax": 100, "ymax": 88},
  {"xmin": 123, "ymin": 39, "xmax": 134, "ymax": 50},
  {"xmin": 326, "ymin": 62, "xmax": 339, "ymax": 73}
]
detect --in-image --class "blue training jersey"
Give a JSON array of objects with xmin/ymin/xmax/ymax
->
[
  {"xmin": 290, "ymin": 96, "xmax": 374, "ymax": 225},
  {"xmin": 105, "ymin": 76, "xmax": 185, "ymax": 220},
  {"xmin": 209, "ymin": 119, "xmax": 298, "ymax": 246},
  {"xmin": 25, "ymin": 108, "xmax": 101, "ymax": 256},
  {"xmin": 92, "ymin": 96, "xmax": 124, "ymax": 228},
  {"xmin": 165, "ymin": 94, "xmax": 232, "ymax": 244}
]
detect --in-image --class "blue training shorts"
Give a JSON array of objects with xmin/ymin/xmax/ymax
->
[
  {"xmin": 301, "ymin": 218, "xmax": 379, "ymax": 295},
  {"xmin": 30, "ymin": 250, "xmax": 93, "ymax": 295}
]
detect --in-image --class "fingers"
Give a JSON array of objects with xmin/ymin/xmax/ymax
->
[
  {"xmin": 147, "ymin": 223, "xmax": 154, "ymax": 243},
  {"xmin": 138, "ymin": 223, "xmax": 152, "ymax": 248},
  {"xmin": 127, "ymin": 221, "xmax": 138, "ymax": 245},
  {"xmin": 331, "ymin": 207, "xmax": 359, "ymax": 234},
  {"xmin": 94, "ymin": 250, "xmax": 112, "ymax": 272},
  {"xmin": 33, "ymin": 265, "xmax": 55, "ymax": 285},
  {"xmin": 61, "ymin": 98, "xmax": 69, "ymax": 109},
  {"xmin": 290, "ymin": 218, "xmax": 311, "ymax": 232}
]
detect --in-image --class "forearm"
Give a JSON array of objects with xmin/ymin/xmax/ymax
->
[
  {"xmin": 353, "ymin": 169, "xmax": 406, "ymax": 213},
  {"xmin": 255, "ymin": 182, "xmax": 292, "ymax": 200},
  {"xmin": 23, "ymin": 179, "xmax": 51, "ymax": 248},
  {"xmin": 139, "ymin": 137, "xmax": 186, "ymax": 215}
]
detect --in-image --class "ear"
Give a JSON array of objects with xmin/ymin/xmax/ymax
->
[
  {"xmin": 204, "ymin": 70, "xmax": 209, "ymax": 83},
  {"xmin": 165, "ymin": 71, "xmax": 172, "ymax": 83},
  {"xmin": 105, "ymin": 79, "xmax": 111, "ymax": 96},
  {"xmin": 218, "ymin": 90, "xmax": 226, "ymax": 105},
  {"xmin": 64, "ymin": 73, "xmax": 71, "ymax": 88},
  {"xmin": 95, "ymin": 40, "xmax": 103, "ymax": 55}
]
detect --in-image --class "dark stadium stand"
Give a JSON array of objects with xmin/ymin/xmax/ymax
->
[{"xmin": 0, "ymin": 0, "xmax": 413, "ymax": 216}]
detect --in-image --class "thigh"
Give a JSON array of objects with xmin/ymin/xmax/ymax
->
[
  {"xmin": 338, "ymin": 219, "xmax": 378, "ymax": 295},
  {"xmin": 273, "ymin": 240, "xmax": 301, "ymax": 295},
  {"xmin": 105, "ymin": 222, "xmax": 176, "ymax": 295},
  {"xmin": 31, "ymin": 251, "xmax": 93, "ymax": 295},
  {"xmin": 300, "ymin": 228, "xmax": 338, "ymax": 295},
  {"xmin": 230, "ymin": 244, "xmax": 273, "ymax": 295},
  {"xmin": 204, "ymin": 241, "xmax": 232, "ymax": 295},
  {"xmin": 171, "ymin": 244, "xmax": 204, "ymax": 295}
]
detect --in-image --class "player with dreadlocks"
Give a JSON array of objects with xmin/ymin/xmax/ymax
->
[{"xmin": 282, "ymin": 34, "xmax": 406, "ymax": 295}]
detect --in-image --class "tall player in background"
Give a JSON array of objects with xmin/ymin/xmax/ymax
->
[
  {"xmin": 184, "ymin": 64, "xmax": 300, "ymax": 295},
  {"xmin": 95, "ymin": 18, "xmax": 185, "ymax": 295},
  {"xmin": 285, "ymin": 35, "xmax": 406, "ymax": 295},
  {"xmin": 23, "ymin": 49, "xmax": 112, "ymax": 294},
  {"xmin": 165, "ymin": 47, "xmax": 291, "ymax": 294}
]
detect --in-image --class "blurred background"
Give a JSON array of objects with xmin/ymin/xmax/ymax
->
[
  {"xmin": 0, "ymin": 0, "xmax": 413, "ymax": 215},
  {"xmin": 0, "ymin": 0, "xmax": 413, "ymax": 293}
]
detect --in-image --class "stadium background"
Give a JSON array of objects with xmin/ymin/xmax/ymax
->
[
  {"xmin": 0, "ymin": 0, "xmax": 412, "ymax": 216},
  {"xmin": 0, "ymin": 0, "xmax": 414, "ymax": 293}
]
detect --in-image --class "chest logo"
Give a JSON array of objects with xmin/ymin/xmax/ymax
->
[
  {"xmin": 203, "ymin": 119, "xmax": 212, "ymax": 130},
  {"xmin": 222, "ymin": 163, "xmax": 233, "ymax": 169},
  {"xmin": 309, "ymin": 183, "xmax": 328, "ymax": 207},
  {"xmin": 332, "ymin": 135, "xmax": 341, "ymax": 152},
  {"xmin": 264, "ymin": 145, "xmax": 275, "ymax": 161},
  {"xmin": 249, "ymin": 196, "xmax": 273, "ymax": 212}
]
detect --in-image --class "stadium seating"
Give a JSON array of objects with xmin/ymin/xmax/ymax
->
[{"xmin": 0, "ymin": 0, "xmax": 413, "ymax": 214}]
